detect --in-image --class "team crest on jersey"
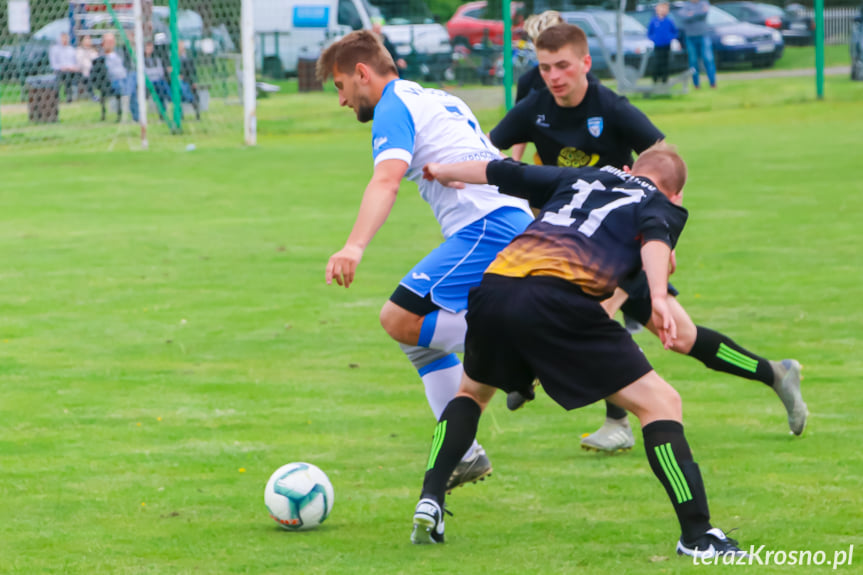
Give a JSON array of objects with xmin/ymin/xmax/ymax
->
[{"xmin": 587, "ymin": 117, "xmax": 604, "ymax": 138}]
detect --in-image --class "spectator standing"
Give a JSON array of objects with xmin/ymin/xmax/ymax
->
[
  {"xmin": 648, "ymin": 2, "xmax": 678, "ymax": 84},
  {"xmin": 678, "ymin": 0, "xmax": 716, "ymax": 88},
  {"xmin": 49, "ymin": 33, "xmax": 80, "ymax": 103}
]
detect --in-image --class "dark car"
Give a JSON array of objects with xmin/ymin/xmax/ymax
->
[
  {"xmin": 852, "ymin": 6, "xmax": 863, "ymax": 81},
  {"xmin": 632, "ymin": 3, "xmax": 783, "ymax": 68},
  {"xmin": 562, "ymin": 10, "xmax": 689, "ymax": 78},
  {"xmin": 718, "ymin": 1, "xmax": 814, "ymax": 46}
]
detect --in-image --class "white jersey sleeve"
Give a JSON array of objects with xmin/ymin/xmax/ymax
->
[{"xmin": 371, "ymin": 80, "xmax": 531, "ymax": 238}]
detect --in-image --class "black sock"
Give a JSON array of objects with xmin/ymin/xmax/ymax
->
[
  {"xmin": 688, "ymin": 326, "xmax": 774, "ymax": 386},
  {"xmin": 605, "ymin": 400, "xmax": 627, "ymax": 420},
  {"xmin": 421, "ymin": 396, "xmax": 481, "ymax": 505},
  {"xmin": 642, "ymin": 420, "xmax": 712, "ymax": 543}
]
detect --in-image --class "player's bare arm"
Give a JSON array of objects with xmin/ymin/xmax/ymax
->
[
  {"xmin": 641, "ymin": 240, "xmax": 676, "ymax": 348},
  {"xmin": 326, "ymin": 159, "xmax": 408, "ymax": 288},
  {"xmin": 422, "ymin": 160, "xmax": 491, "ymax": 188}
]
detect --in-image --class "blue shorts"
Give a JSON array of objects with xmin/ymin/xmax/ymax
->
[{"xmin": 393, "ymin": 206, "xmax": 532, "ymax": 314}]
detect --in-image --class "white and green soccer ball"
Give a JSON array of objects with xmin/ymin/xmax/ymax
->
[{"xmin": 264, "ymin": 462, "xmax": 334, "ymax": 530}]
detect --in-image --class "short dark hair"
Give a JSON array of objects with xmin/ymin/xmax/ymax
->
[
  {"xmin": 316, "ymin": 30, "xmax": 397, "ymax": 82},
  {"xmin": 632, "ymin": 141, "xmax": 688, "ymax": 196},
  {"xmin": 535, "ymin": 23, "xmax": 589, "ymax": 56}
]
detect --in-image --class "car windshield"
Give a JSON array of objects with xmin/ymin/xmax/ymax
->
[
  {"xmin": 758, "ymin": 4, "xmax": 786, "ymax": 17},
  {"xmin": 590, "ymin": 12, "xmax": 648, "ymax": 35},
  {"xmin": 706, "ymin": 6, "xmax": 740, "ymax": 25},
  {"xmin": 33, "ymin": 19, "xmax": 72, "ymax": 42},
  {"xmin": 367, "ymin": 0, "xmax": 435, "ymax": 24}
]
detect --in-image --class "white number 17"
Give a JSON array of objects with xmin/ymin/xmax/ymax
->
[{"xmin": 542, "ymin": 179, "xmax": 644, "ymax": 238}]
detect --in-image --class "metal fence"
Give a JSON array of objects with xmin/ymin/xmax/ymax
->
[{"xmin": 805, "ymin": 7, "xmax": 859, "ymax": 44}]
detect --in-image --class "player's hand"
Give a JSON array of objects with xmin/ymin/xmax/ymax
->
[
  {"xmin": 422, "ymin": 163, "xmax": 465, "ymax": 189},
  {"xmin": 650, "ymin": 295, "xmax": 677, "ymax": 350},
  {"xmin": 326, "ymin": 244, "xmax": 364, "ymax": 288},
  {"xmin": 669, "ymin": 250, "xmax": 677, "ymax": 275}
]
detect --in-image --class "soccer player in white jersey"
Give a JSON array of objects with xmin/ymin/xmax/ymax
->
[{"xmin": 316, "ymin": 31, "xmax": 534, "ymax": 490}]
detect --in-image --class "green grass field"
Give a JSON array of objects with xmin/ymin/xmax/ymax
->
[{"xmin": 0, "ymin": 74, "xmax": 862, "ymax": 574}]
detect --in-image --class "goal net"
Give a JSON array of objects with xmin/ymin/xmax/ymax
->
[{"xmin": 0, "ymin": 0, "xmax": 251, "ymax": 151}]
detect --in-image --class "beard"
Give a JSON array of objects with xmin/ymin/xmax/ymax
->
[{"xmin": 356, "ymin": 103, "xmax": 374, "ymax": 123}]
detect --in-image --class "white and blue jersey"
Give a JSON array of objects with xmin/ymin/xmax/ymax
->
[
  {"xmin": 372, "ymin": 80, "xmax": 532, "ymax": 313},
  {"xmin": 372, "ymin": 80, "xmax": 531, "ymax": 239}
]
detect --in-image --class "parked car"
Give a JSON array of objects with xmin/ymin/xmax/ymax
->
[
  {"xmin": 717, "ymin": 1, "xmax": 814, "ymax": 46},
  {"xmin": 631, "ymin": 3, "xmax": 783, "ymax": 68},
  {"xmin": 369, "ymin": 0, "xmax": 454, "ymax": 81},
  {"xmin": 852, "ymin": 6, "xmax": 863, "ymax": 81},
  {"xmin": 562, "ymin": 10, "xmax": 689, "ymax": 78},
  {"xmin": 446, "ymin": 0, "xmax": 525, "ymax": 47}
]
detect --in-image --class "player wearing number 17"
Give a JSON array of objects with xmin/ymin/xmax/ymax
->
[
  {"xmin": 315, "ymin": 31, "xmax": 533, "ymax": 489},
  {"xmin": 412, "ymin": 144, "xmax": 750, "ymax": 559}
]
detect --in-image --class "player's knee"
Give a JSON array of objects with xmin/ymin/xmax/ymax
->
[
  {"xmin": 651, "ymin": 378, "xmax": 682, "ymax": 421},
  {"xmin": 379, "ymin": 301, "xmax": 422, "ymax": 345}
]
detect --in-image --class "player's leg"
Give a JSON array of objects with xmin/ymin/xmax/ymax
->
[
  {"xmin": 411, "ymin": 373, "xmax": 498, "ymax": 545},
  {"xmin": 521, "ymin": 284, "xmax": 742, "ymax": 556},
  {"xmin": 609, "ymin": 372, "xmax": 748, "ymax": 559},
  {"xmin": 578, "ymin": 286, "xmax": 637, "ymax": 452},
  {"xmin": 643, "ymin": 297, "xmax": 807, "ymax": 435},
  {"xmin": 412, "ymin": 274, "xmax": 537, "ymax": 544},
  {"xmin": 389, "ymin": 208, "xmax": 531, "ymax": 492}
]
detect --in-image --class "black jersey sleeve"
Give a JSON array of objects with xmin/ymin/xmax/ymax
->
[
  {"xmin": 638, "ymin": 193, "xmax": 688, "ymax": 249},
  {"xmin": 488, "ymin": 95, "xmax": 535, "ymax": 151},
  {"xmin": 486, "ymin": 158, "xmax": 569, "ymax": 208},
  {"xmin": 610, "ymin": 95, "xmax": 665, "ymax": 154}
]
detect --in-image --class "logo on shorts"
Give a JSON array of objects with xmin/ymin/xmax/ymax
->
[
  {"xmin": 411, "ymin": 272, "xmax": 431, "ymax": 281},
  {"xmin": 587, "ymin": 117, "xmax": 604, "ymax": 138}
]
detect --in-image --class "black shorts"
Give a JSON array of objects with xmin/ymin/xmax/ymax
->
[
  {"xmin": 618, "ymin": 272, "xmax": 680, "ymax": 326},
  {"xmin": 463, "ymin": 274, "xmax": 654, "ymax": 410}
]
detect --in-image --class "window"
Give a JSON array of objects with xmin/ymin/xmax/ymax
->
[{"xmin": 338, "ymin": 0, "xmax": 363, "ymax": 30}]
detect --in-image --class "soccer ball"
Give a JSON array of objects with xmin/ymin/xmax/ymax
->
[{"xmin": 264, "ymin": 462, "xmax": 334, "ymax": 530}]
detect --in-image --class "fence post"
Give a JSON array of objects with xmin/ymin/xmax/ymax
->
[
  {"xmin": 503, "ymin": 0, "xmax": 513, "ymax": 110},
  {"xmin": 242, "ymin": 0, "xmax": 257, "ymax": 146},
  {"xmin": 815, "ymin": 0, "xmax": 824, "ymax": 99}
]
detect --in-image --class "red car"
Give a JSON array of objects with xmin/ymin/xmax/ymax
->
[{"xmin": 446, "ymin": 1, "xmax": 525, "ymax": 47}]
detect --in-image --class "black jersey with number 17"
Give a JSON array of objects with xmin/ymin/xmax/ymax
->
[
  {"xmin": 484, "ymin": 159, "xmax": 688, "ymax": 299},
  {"xmin": 490, "ymin": 75, "xmax": 663, "ymax": 169}
]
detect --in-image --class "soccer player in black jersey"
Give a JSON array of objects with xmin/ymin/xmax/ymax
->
[
  {"xmin": 410, "ymin": 144, "xmax": 750, "ymax": 560},
  {"xmin": 489, "ymin": 23, "xmax": 807, "ymax": 451}
]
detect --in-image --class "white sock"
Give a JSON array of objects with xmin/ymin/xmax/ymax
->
[{"xmin": 417, "ymin": 309, "xmax": 467, "ymax": 354}]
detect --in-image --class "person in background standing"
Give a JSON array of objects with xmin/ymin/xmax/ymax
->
[
  {"xmin": 678, "ymin": 0, "xmax": 717, "ymax": 88},
  {"xmin": 648, "ymin": 2, "xmax": 678, "ymax": 85}
]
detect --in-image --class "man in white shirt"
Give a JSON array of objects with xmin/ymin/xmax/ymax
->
[
  {"xmin": 317, "ymin": 31, "xmax": 533, "ymax": 491},
  {"xmin": 49, "ymin": 33, "xmax": 79, "ymax": 103}
]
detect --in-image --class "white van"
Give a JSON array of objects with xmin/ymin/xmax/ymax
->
[{"xmin": 253, "ymin": 0, "xmax": 452, "ymax": 80}]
